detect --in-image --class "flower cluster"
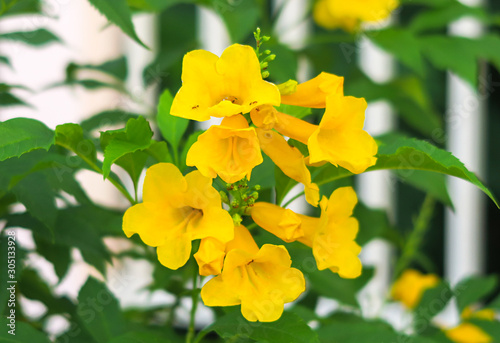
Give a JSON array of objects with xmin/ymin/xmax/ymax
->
[
  {"xmin": 314, "ymin": 0, "xmax": 400, "ymax": 32},
  {"xmin": 123, "ymin": 43, "xmax": 378, "ymax": 322}
]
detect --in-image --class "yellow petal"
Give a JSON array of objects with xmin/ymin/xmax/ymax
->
[
  {"xmin": 187, "ymin": 115, "xmax": 263, "ymax": 184},
  {"xmin": 273, "ymin": 111, "xmax": 317, "ymax": 145},
  {"xmin": 142, "ymin": 163, "xmax": 187, "ymax": 205},
  {"xmin": 308, "ymin": 95, "xmax": 378, "ymax": 173},
  {"xmin": 250, "ymin": 105, "xmax": 279, "ymax": 130},
  {"xmin": 190, "ymin": 207, "xmax": 234, "ymax": 244},
  {"xmin": 391, "ymin": 269, "xmax": 440, "ymax": 309},
  {"xmin": 226, "ymin": 225, "xmax": 259, "ymax": 255},
  {"xmin": 156, "ymin": 234, "xmax": 192, "ymax": 270},
  {"xmin": 257, "ymin": 128, "xmax": 319, "ymax": 207},
  {"xmin": 281, "ymin": 72, "xmax": 344, "ymax": 108},
  {"xmin": 200, "ymin": 273, "xmax": 241, "ymax": 307},
  {"xmin": 446, "ymin": 323, "xmax": 492, "ymax": 343},
  {"xmin": 251, "ymin": 202, "xmax": 304, "ymax": 243},
  {"xmin": 194, "ymin": 237, "xmax": 226, "ymax": 276}
]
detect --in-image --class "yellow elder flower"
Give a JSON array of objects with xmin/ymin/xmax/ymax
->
[
  {"xmin": 123, "ymin": 163, "xmax": 233, "ymax": 270},
  {"xmin": 186, "ymin": 114, "xmax": 263, "ymax": 184},
  {"xmin": 256, "ymin": 128, "xmax": 320, "ymax": 207},
  {"xmin": 314, "ymin": 0, "xmax": 400, "ymax": 32},
  {"xmin": 446, "ymin": 323, "xmax": 492, "ymax": 343},
  {"xmin": 195, "ymin": 225, "xmax": 259, "ymax": 276},
  {"xmin": 391, "ymin": 269, "xmax": 439, "ymax": 309},
  {"xmin": 201, "ymin": 244, "xmax": 305, "ymax": 322},
  {"xmin": 251, "ymin": 187, "xmax": 362, "ymax": 279},
  {"xmin": 170, "ymin": 44, "xmax": 280, "ymax": 121}
]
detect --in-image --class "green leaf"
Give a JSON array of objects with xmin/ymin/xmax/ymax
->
[
  {"xmin": 313, "ymin": 134, "xmax": 499, "ymax": 208},
  {"xmin": 274, "ymin": 104, "xmax": 311, "ymax": 120},
  {"xmin": 86, "ymin": 0, "xmax": 148, "ymax": 49},
  {"xmin": 34, "ymin": 235, "xmax": 72, "ymax": 280},
  {"xmin": 249, "ymin": 154, "xmax": 275, "ymax": 189},
  {"xmin": 0, "ymin": 92, "xmax": 30, "ymax": 107},
  {"xmin": 275, "ymin": 166, "xmax": 298, "ymax": 206},
  {"xmin": 73, "ymin": 56, "xmax": 128, "ymax": 81},
  {"xmin": 101, "ymin": 116, "xmax": 153, "ymax": 179},
  {"xmin": 211, "ymin": 0, "xmax": 259, "ymax": 43},
  {"xmin": 179, "ymin": 130, "xmax": 202, "ymax": 171},
  {"xmin": 55, "ymin": 123, "xmax": 98, "ymax": 165},
  {"xmin": 77, "ymin": 277, "xmax": 127, "ymax": 343},
  {"xmin": 114, "ymin": 150, "xmax": 148, "ymax": 192},
  {"xmin": 107, "ymin": 330, "xmax": 183, "ymax": 343},
  {"xmin": 455, "ymin": 275, "xmax": 498, "ymax": 313},
  {"xmin": 0, "ymin": 0, "xmax": 42, "ymax": 17},
  {"xmin": 0, "ymin": 55, "xmax": 11, "ymax": 67},
  {"xmin": 468, "ymin": 319, "xmax": 500, "ymax": 341},
  {"xmin": 146, "ymin": 141, "xmax": 172, "ymax": 163},
  {"xmin": 205, "ymin": 310, "xmax": 319, "ymax": 343},
  {"xmin": 368, "ymin": 28, "xmax": 425, "ymax": 75},
  {"xmin": 0, "ymin": 318, "xmax": 51, "ymax": 342},
  {"xmin": 0, "ymin": 118, "xmax": 54, "ymax": 161},
  {"xmin": 0, "ymin": 28, "xmax": 61, "ymax": 46},
  {"xmin": 414, "ymin": 281, "xmax": 453, "ymax": 327},
  {"xmin": 394, "ymin": 170, "xmax": 453, "ymax": 209},
  {"xmin": 157, "ymin": 89, "xmax": 189, "ymax": 151},
  {"xmin": 0, "ymin": 232, "xmax": 27, "ymax": 313},
  {"xmin": 419, "ymin": 35, "xmax": 478, "ymax": 86},
  {"xmin": 80, "ymin": 110, "xmax": 139, "ymax": 132},
  {"xmin": 354, "ymin": 202, "xmax": 394, "ymax": 246}
]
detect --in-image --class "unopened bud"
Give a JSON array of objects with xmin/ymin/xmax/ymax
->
[
  {"xmin": 262, "ymin": 71, "xmax": 270, "ymax": 79},
  {"xmin": 277, "ymin": 79, "xmax": 298, "ymax": 96}
]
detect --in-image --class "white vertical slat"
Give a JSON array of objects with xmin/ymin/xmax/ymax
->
[
  {"xmin": 445, "ymin": 0, "xmax": 486, "ymax": 285},
  {"xmin": 357, "ymin": 31, "xmax": 396, "ymax": 318}
]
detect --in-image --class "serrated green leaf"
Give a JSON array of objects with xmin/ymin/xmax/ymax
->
[
  {"xmin": 0, "ymin": 118, "xmax": 54, "ymax": 161},
  {"xmin": 205, "ymin": 311, "xmax": 319, "ymax": 343},
  {"xmin": 87, "ymin": 0, "xmax": 148, "ymax": 49},
  {"xmin": 101, "ymin": 116, "xmax": 153, "ymax": 179},
  {"xmin": 313, "ymin": 134, "xmax": 499, "ymax": 208},
  {"xmin": 455, "ymin": 275, "xmax": 499, "ymax": 313},
  {"xmin": 77, "ymin": 277, "xmax": 126, "ymax": 343},
  {"xmin": 368, "ymin": 28, "xmax": 425, "ymax": 75},
  {"xmin": 157, "ymin": 89, "xmax": 189, "ymax": 151},
  {"xmin": 0, "ymin": 28, "xmax": 60, "ymax": 46}
]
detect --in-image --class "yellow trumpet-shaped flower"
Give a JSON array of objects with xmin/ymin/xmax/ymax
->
[
  {"xmin": 201, "ymin": 244, "xmax": 306, "ymax": 322},
  {"xmin": 256, "ymin": 128, "xmax": 319, "ymax": 207},
  {"xmin": 170, "ymin": 44, "xmax": 280, "ymax": 121},
  {"xmin": 314, "ymin": 0, "xmax": 400, "ymax": 32},
  {"xmin": 251, "ymin": 187, "xmax": 362, "ymax": 279},
  {"xmin": 123, "ymin": 163, "xmax": 233, "ymax": 270},
  {"xmin": 280, "ymin": 72, "xmax": 344, "ymax": 108},
  {"xmin": 446, "ymin": 323, "xmax": 492, "ymax": 343},
  {"xmin": 195, "ymin": 225, "xmax": 259, "ymax": 276},
  {"xmin": 391, "ymin": 269, "xmax": 440, "ymax": 309},
  {"xmin": 186, "ymin": 115, "xmax": 263, "ymax": 184}
]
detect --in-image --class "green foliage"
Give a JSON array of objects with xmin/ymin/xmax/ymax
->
[
  {"xmin": 0, "ymin": 28, "xmax": 61, "ymax": 46},
  {"xmin": 157, "ymin": 89, "xmax": 189, "ymax": 153},
  {"xmin": 414, "ymin": 281, "xmax": 453, "ymax": 329},
  {"xmin": 0, "ymin": 318, "xmax": 51, "ymax": 342},
  {"xmin": 455, "ymin": 275, "xmax": 499, "ymax": 313},
  {"xmin": 86, "ymin": 0, "xmax": 148, "ymax": 48}
]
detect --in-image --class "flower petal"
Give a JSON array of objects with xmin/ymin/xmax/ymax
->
[
  {"xmin": 156, "ymin": 234, "xmax": 192, "ymax": 270},
  {"xmin": 142, "ymin": 163, "xmax": 187, "ymax": 205},
  {"xmin": 281, "ymin": 72, "xmax": 344, "ymax": 108}
]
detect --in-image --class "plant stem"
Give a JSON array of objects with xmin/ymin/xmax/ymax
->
[
  {"xmin": 393, "ymin": 195, "xmax": 436, "ymax": 280},
  {"xmin": 186, "ymin": 262, "xmax": 200, "ymax": 343}
]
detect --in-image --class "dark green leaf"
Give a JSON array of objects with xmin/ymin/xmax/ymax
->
[
  {"xmin": 275, "ymin": 166, "xmax": 298, "ymax": 206},
  {"xmin": 455, "ymin": 275, "xmax": 498, "ymax": 313},
  {"xmin": 77, "ymin": 277, "xmax": 127, "ymax": 343},
  {"xmin": 76, "ymin": 56, "xmax": 128, "ymax": 81},
  {"xmin": 0, "ymin": 92, "xmax": 30, "ymax": 107},
  {"xmin": 414, "ymin": 281, "xmax": 453, "ymax": 327},
  {"xmin": 0, "ymin": 118, "xmax": 54, "ymax": 161},
  {"xmin": 34, "ymin": 235, "xmax": 72, "ymax": 280},
  {"xmin": 115, "ymin": 150, "xmax": 148, "ymax": 191},
  {"xmin": 0, "ymin": 318, "xmax": 50, "ymax": 342},
  {"xmin": 86, "ymin": 0, "xmax": 148, "ymax": 49},
  {"xmin": 206, "ymin": 310, "xmax": 319, "ymax": 343},
  {"xmin": 0, "ymin": 55, "xmax": 11, "ymax": 67},
  {"xmin": 468, "ymin": 319, "xmax": 500, "ymax": 341},
  {"xmin": 354, "ymin": 202, "xmax": 394, "ymax": 246},
  {"xmin": 248, "ymin": 154, "xmax": 275, "ymax": 189},
  {"xmin": 157, "ymin": 89, "xmax": 189, "ymax": 151},
  {"xmin": 211, "ymin": 0, "xmax": 259, "ymax": 43},
  {"xmin": 0, "ymin": 232, "xmax": 26, "ymax": 313},
  {"xmin": 107, "ymin": 330, "xmax": 183, "ymax": 343},
  {"xmin": 394, "ymin": 170, "xmax": 453, "ymax": 209},
  {"xmin": 0, "ymin": 28, "xmax": 61, "ymax": 46},
  {"xmin": 80, "ymin": 110, "xmax": 139, "ymax": 132},
  {"xmin": 100, "ymin": 116, "xmax": 153, "ymax": 179}
]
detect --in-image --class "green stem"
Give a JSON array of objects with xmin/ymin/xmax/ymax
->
[
  {"xmin": 186, "ymin": 258, "xmax": 200, "ymax": 343},
  {"xmin": 393, "ymin": 195, "xmax": 436, "ymax": 280},
  {"xmin": 281, "ymin": 192, "xmax": 304, "ymax": 208},
  {"xmin": 56, "ymin": 142, "xmax": 136, "ymax": 205}
]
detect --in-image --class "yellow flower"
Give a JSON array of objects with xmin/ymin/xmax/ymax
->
[
  {"xmin": 186, "ymin": 115, "xmax": 263, "ymax": 184},
  {"xmin": 446, "ymin": 323, "xmax": 492, "ymax": 343},
  {"xmin": 391, "ymin": 269, "xmax": 439, "ymax": 309},
  {"xmin": 251, "ymin": 187, "xmax": 362, "ymax": 279},
  {"xmin": 201, "ymin": 244, "xmax": 306, "ymax": 322},
  {"xmin": 280, "ymin": 72, "xmax": 344, "ymax": 108},
  {"xmin": 170, "ymin": 44, "xmax": 280, "ymax": 121},
  {"xmin": 256, "ymin": 128, "xmax": 320, "ymax": 207},
  {"xmin": 314, "ymin": 0, "xmax": 400, "ymax": 32},
  {"xmin": 195, "ymin": 225, "xmax": 259, "ymax": 276},
  {"xmin": 123, "ymin": 163, "xmax": 233, "ymax": 270}
]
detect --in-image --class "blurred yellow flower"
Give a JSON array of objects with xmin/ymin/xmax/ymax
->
[
  {"xmin": 314, "ymin": 0, "xmax": 400, "ymax": 32},
  {"xmin": 201, "ymin": 244, "xmax": 305, "ymax": 322},
  {"xmin": 446, "ymin": 323, "xmax": 492, "ymax": 343},
  {"xmin": 251, "ymin": 187, "xmax": 362, "ymax": 279},
  {"xmin": 391, "ymin": 269, "xmax": 439, "ymax": 309},
  {"xmin": 186, "ymin": 115, "xmax": 263, "ymax": 184},
  {"xmin": 256, "ymin": 128, "xmax": 320, "ymax": 207},
  {"xmin": 123, "ymin": 163, "xmax": 233, "ymax": 270},
  {"xmin": 170, "ymin": 44, "xmax": 280, "ymax": 121}
]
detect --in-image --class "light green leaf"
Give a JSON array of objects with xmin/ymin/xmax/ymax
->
[
  {"xmin": 368, "ymin": 28, "xmax": 425, "ymax": 75},
  {"xmin": 0, "ymin": 118, "xmax": 54, "ymax": 161},
  {"xmin": 205, "ymin": 311, "xmax": 319, "ymax": 343},
  {"xmin": 77, "ymin": 277, "xmax": 126, "ymax": 343},
  {"xmin": 56, "ymin": 123, "xmax": 97, "ymax": 165},
  {"xmin": 86, "ymin": 0, "xmax": 148, "ymax": 49},
  {"xmin": 0, "ymin": 0, "xmax": 42, "ymax": 17},
  {"xmin": 455, "ymin": 275, "xmax": 498, "ymax": 313},
  {"xmin": 0, "ymin": 28, "xmax": 61, "ymax": 46},
  {"xmin": 157, "ymin": 89, "xmax": 189, "ymax": 151},
  {"xmin": 313, "ymin": 134, "xmax": 499, "ymax": 208}
]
